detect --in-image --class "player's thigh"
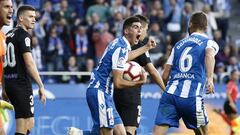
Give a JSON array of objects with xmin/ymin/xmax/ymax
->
[
  {"xmin": 86, "ymin": 88, "xmax": 122, "ymax": 132},
  {"xmin": 5, "ymin": 85, "xmax": 34, "ymax": 119},
  {"xmin": 118, "ymin": 103, "xmax": 141, "ymax": 127},
  {"xmin": 114, "ymin": 89, "xmax": 141, "ymax": 127},
  {"xmin": 177, "ymin": 96, "xmax": 208, "ymax": 130},
  {"xmin": 155, "ymin": 92, "xmax": 180, "ymax": 128}
]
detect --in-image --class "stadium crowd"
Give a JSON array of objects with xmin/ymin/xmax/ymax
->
[{"xmin": 4, "ymin": 0, "xmax": 239, "ymax": 84}]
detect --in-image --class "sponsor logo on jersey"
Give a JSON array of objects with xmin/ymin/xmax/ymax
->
[
  {"xmin": 117, "ymin": 57, "xmax": 125, "ymax": 68},
  {"xmin": 173, "ymin": 73, "xmax": 195, "ymax": 79}
]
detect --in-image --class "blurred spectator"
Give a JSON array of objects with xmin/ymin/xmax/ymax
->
[
  {"xmin": 181, "ymin": 2, "xmax": 193, "ymax": 35},
  {"xmin": 213, "ymin": 30, "xmax": 226, "ymax": 51},
  {"xmin": 62, "ymin": 56, "xmax": 81, "ymax": 84},
  {"xmin": 86, "ymin": 13, "xmax": 104, "ymax": 63},
  {"xmin": 129, "ymin": 0, "xmax": 146, "ymax": 15},
  {"xmin": 226, "ymin": 56, "xmax": 240, "ymax": 74},
  {"xmin": 202, "ymin": 4, "xmax": 218, "ymax": 39},
  {"xmin": 92, "ymin": 23, "xmax": 114, "ymax": 63},
  {"xmin": 213, "ymin": 0, "xmax": 231, "ymax": 41},
  {"xmin": 80, "ymin": 59, "xmax": 95, "ymax": 83},
  {"xmin": 74, "ymin": 25, "xmax": 88, "ymax": 68},
  {"xmin": 148, "ymin": 22, "xmax": 167, "ymax": 63},
  {"xmin": 86, "ymin": 0, "xmax": 110, "ymax": 24},
  {"xmin": 216, "ymin": 45, "xmax": 231, "ymax": 65},
  {"xmin": 109, "ymin": 12, "xmax": 124, "ymax": 37},
  {"xmin": 34, "ymin": 11, "xmax": 47, "ymax": 52},
  {"xmin": 68, "ymin": 0, "xmax": 85, "ymax": 19},
  {"xmin": 165, "ymin": 0, "xmax": 183, "ymax": 45},
  {"xmin": 110, "ymin": 0, "xmax": 128, "ymax": 18},
  {"xmin": 215, "ymin": 62, "xmax": 229, "ymax": 84},
  {"xmin": 46, "ymin": 24, "xmax": 64, "ymax": 71},
  {"xmin": 32, "ymin": 35, "xmax": 43, "ymax": 71},
  {"xmin": 53, "ymin": 0, "xmax": 75, "ymax": 25},
  {"xmin": 149, "ymin": 8, "xmax": 173, "ymax": 34}
]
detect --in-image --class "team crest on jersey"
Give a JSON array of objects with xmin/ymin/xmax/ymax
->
[{"xmin": 25, "ymin": 37, "xmax": 31, "ymax": 47}]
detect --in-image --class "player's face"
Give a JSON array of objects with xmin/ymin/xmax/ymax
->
[
  {"xmin": 21, "ymin": 10, "xmax": 36, "ymax": 30},
  {"xmin": 127, "ymin": 22, "xmax": 142, "ymax": 45},
  {"xmin": 0, "ymin": 0, "xmax": 13, "ymax": 27}
]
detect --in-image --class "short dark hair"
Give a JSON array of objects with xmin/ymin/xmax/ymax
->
[
  {"xmin": 134, "ymin": 14, "xmax": 149, "ymax": 26},
  {"xmin": 17, "ymin": 5, "xmax": 35, "ymax": 20},
  {"xmin": 190, "ymin": 12, "xmax": 207, "ymax": 31},
  {"xmin": 122, "ymin": 16, "xmax": 140, "ymax": 35}
]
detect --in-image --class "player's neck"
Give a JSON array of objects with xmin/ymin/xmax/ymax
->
[
  {"xmin": 192, "ymin": 30, "xmax": 205, "ymax": 34},
  {"xmin": 16, "ymin": 24, "xmax": 28, "ymax": 32}
]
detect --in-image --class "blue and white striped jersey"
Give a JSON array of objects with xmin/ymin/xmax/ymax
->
[
  {"xmin": 166, "ymin": 32, "xmax": 219, "ymax": 98},
  {"xmin": 88, "ymin": 36, "xmax": 131, "ymax": 95}
]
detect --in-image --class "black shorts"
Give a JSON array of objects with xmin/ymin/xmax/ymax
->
[
  {"xmin": 114, "ymin": 87, "xmax": 141, "ymax": 127},
  {"xmin": 224, "ymin": 100, "xmax": 237, "ymax": 114},
  {"xmin": 5, "ymin": 85, "xmax": 34, "ymax": 118}
]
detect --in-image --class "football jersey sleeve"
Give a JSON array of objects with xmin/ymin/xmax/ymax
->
[
  {"xmin": 166, "ymin": 48, "xmax": 175, "ymax": 65},
  {"xmin": 112, "ymin": 47, "xmax": 128, "ymax": 70},
  {"xmin": 18, "ymin": 33, "xmax": 31, "ymax": 54},
  {"xmin": 206, "ymin": 40, "xmax": 219, "ymax": 56}
]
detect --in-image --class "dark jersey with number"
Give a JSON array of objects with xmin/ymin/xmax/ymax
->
[
  {"xmin": 114, "ymin": 39, "xmax": 151, "ymax": 104},
  {"xmin": 4, "ymin": 27, "xmax": 32, "ymax": 88}
]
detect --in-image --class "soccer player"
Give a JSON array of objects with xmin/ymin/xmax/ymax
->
[
  {"xmin": 0, "ymin": 0, "xmax": 14, "ymax": 134},
  {"xmin": 114, "ymin": 15, "xmax": 166, "ymax": 135},
  {"xmin": 86, "ymin": 16, "xmax": 156, "ymax": 135},
  {"xmin": 153, "ymin": 12, "xmax": 219, "ymax": 135},
  {"xmin": 4, "ymin": 5, "xmax": 46, "ymax": 135}
]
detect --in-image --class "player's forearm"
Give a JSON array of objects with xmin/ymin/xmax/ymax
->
[
  {"xmin": 27, "ymin": 62, "xmax": 44, "ymax": 89},
  {"xmin": 114, "ymin": 78, "xmax": 145, "ymax": 89},
  {"xmin": 162, "ymin": 64, "xmax": 171, "ymax": 86},
  {"xmin": 128, "ymin": 45, "xmax": 150, "ymax": 61},
  {"xmin": 205, "ymin": 51, "xmax": 215, "ymax": 80},
  {"xmin": 146, "ymin": 64, "xmax": 166, "ymax": 90}
]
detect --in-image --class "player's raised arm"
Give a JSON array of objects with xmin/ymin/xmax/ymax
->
[{"xmin": 128, "ymin": 37, "xmax": 156, "ymax": 61}]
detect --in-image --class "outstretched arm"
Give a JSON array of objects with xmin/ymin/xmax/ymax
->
[{"xmin": 128, "ymin": 37, "xmax": 156, "ymax": 61}]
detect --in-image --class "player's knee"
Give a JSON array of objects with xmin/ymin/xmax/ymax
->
[
  {"xmin": 125, "ymin": 126, "xmax": 136, "ymax": 135},
  {"xmin": 27, "ymin": 118, "xmax": 34, "ymax": 130}
]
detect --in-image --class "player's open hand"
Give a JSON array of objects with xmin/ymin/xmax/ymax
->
[
  {"xmin": 39, "ymin": 87, "xmax": 46, "ymax": 105},
  {"xmin": 146, "ymin": 36, "xmax": 156, "ymax": 50},
  {"xmin": 205, "ymin": 78, "xmax": 214, "ymax": 94}
]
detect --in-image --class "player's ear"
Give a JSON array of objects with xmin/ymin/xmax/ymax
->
[
  {"xmin": 18, "ymin": 15, "xmax": 24, "ymax": 22},
  {"xmin": 124, "ymin": 28, "xmax": 129, "ymax": 35}
]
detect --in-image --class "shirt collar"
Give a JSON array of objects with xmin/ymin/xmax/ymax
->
[
  {"xmin": 122, "ymin": 36, "xmax": 131, "ymax": 51},
  {"xmin": 191, "ymin": 32, "xmax": 208, "ymax": 38}
]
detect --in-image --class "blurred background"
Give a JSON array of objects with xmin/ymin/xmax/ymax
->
[{"xmin": 2, "ymin": 0, "xmax": 240, "ymax": 134}]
